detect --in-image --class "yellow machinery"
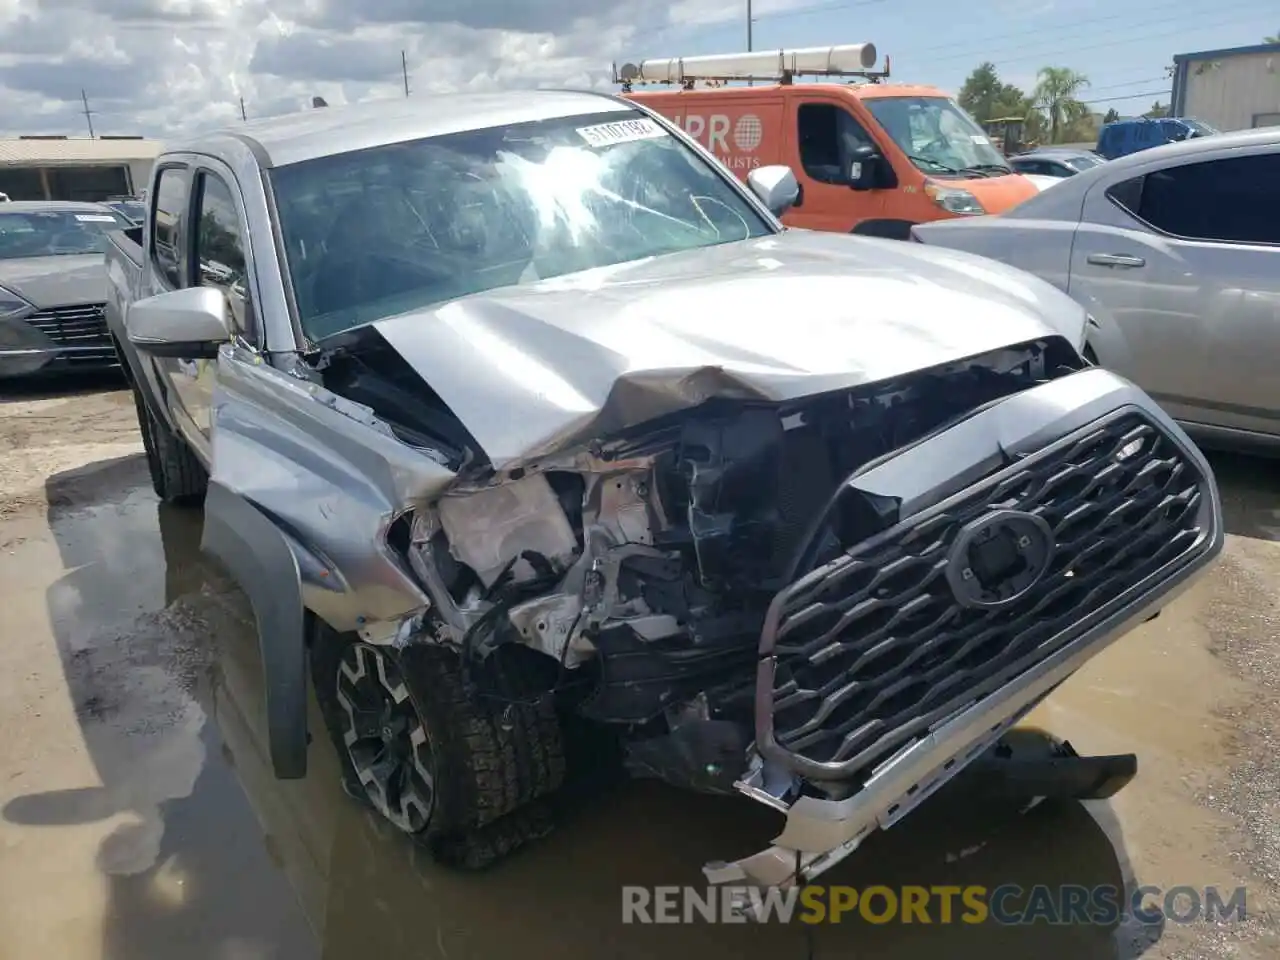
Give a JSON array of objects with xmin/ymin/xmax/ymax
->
[{"xmin": 983, "ymin": 116, "xmax": 1027, "ymax": 156}]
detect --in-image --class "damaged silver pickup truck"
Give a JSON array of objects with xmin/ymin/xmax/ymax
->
[{"xmin": 105, "ymin": 91, "xmax": 1223, "ymax": 892}]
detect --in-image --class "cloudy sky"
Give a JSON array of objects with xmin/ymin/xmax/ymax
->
[{"xmin": 0, "ymin": 0, "xmax": 1272, "ymax": 138}]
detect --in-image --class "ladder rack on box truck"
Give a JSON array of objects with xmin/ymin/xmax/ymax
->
[{"xmin": 612, "ymin": 43, "xmax": 890, "ymax": 90}]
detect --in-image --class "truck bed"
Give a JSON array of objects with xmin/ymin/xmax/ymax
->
[
  {"xmin": 111, "ymin": 225, "xmax": 143, "ymax": 267},
  {"xmin": 104, "ymin": 226, "xmax": 145, "ymax": 357}
]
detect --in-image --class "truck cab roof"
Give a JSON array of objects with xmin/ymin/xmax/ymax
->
[{"xmin": 167, "ymin": 89, "xmax": 635, "ymax": 169}]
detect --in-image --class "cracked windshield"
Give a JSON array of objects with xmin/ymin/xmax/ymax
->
[
  {"xmin": 271, "ymin": 110, "xmax": 770, "ymax": 340},
  {"xmin": 864, "ymin": 96, "xmax": 1012, "ymax": 174}
]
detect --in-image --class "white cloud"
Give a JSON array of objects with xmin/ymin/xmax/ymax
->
[{"xmin": 0, "ymin": 0, "xmax": 724, "ymax": 138}]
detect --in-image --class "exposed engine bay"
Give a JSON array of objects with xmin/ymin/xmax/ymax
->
[{"xmin": 317, "ymin": 331, "xmax": 1086, "ymax": 799}]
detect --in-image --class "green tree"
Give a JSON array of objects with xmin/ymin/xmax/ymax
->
[
  {"xmin": 1103, "ymin": 108, "xmax": 1121, "ymax": 124},
  {"xmin": 958, "ymin": 62, "xmax": 1031, "ymax": 124},
  {"xmin": 1144, "ymin": 101, "xmax": 1170, "ymax": 118},
  {"xmin": 1266, "ymin": 30, "xmax": 1279, "ymax": 43},
  {"xmin": 1033, "ymin": 66, "xmax": 1090, "ymax": 144}
]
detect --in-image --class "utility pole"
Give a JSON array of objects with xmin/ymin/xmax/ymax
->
[
  {"xmin": 402, "ymin": 50, "xmax": 410, "ymax": 96},
  {"xmin": 80, "ymin": 89, "xmax": 95, "ymax": 138},
  {"xmin": 239, "ymin": 97, "xmax": 247, "ymax": 121},
  {"xmin": 747, "ymin": 0, "xmax": 753, "ymax": 50}
]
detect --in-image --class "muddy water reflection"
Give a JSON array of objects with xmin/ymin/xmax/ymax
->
[
  {"xmin": 2, "ymin": 456, "xmax": 312, "ymax": 960},
  {"xmin": 11, "ymin": 454, "xmax": 1173, "ymax": 960}
]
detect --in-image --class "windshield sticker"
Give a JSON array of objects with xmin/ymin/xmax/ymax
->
[
  {"xmin": 75, "ymin": 214, "xmax": 118, "ymax": 222},
  {"xmin": 970, "ymin": 135, "xmax": 991, "ymax": 145},
  {"xmin": 575, "ymin": 118, "xmax": 667, "ymax": 148}
]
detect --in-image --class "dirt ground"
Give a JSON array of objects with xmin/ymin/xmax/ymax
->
[{"xmin": 1, "ymin": 376, "xmax": 1279, "ymax": 960}]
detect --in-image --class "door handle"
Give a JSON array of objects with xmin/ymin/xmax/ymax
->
[{"xmin": 1087, "ymin": 253, "xmax": 1146, "ymax": 268}]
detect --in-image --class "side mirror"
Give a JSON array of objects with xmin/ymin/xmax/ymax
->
[
  {"xmin": 747, "ymin": 165, "xmax": 801, "ymax": 217},
  {"xmin": 847, "ymin": 145, "xmax": 883, "ymax": 191},
  {"xmin": 127, "ymin": 286, "xmax": 230, "ymax": 359}
]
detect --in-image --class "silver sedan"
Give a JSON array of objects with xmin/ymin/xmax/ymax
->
[{"xmin": 911, "ymin": 126, "xmax": 1280, "ymax": 454}]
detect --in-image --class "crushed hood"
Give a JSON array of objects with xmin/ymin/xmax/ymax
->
[
  {"xmin": 0, "ymin": 254, "xmax": 107, "ymax": 309},
  {"xmin": 372, "ymin": 229, "xmax": 1083, "ymax": 469}
]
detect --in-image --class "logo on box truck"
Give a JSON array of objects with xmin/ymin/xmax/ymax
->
[{"xmin": 671, "ymin": 113, "xmax": 763, "ymax": 170}]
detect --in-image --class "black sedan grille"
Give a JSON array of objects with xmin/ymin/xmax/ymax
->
[
  {"xmin": 25, "ymin": 302, "xmax": 109, "ymax": 345},
  {"xmin": 24, "ymin": 302, "xmax": 115, "ymax": 366},
  {"xmin": 758, "ymin": 411, "xmax": 1210, "ymax": 779}
]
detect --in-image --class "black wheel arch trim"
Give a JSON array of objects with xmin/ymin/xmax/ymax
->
[
  {"xmin": 851, "ymin": 219, "xmax": 918, "ymax": 240},
  {"xmin": 201, "ymin": 480, "xmax": 309, "ymax": 779}
]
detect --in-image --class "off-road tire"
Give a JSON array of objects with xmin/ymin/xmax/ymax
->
[
  {"xmin": 131, "ymin": 384, "xmax": 208, "ymax": 505},
  {"xmin": 309, "ymin": 619, "xmax": 567, "ymax": 869}
]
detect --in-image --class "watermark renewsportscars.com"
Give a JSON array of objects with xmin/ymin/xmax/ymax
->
[{"xmin": 622, "ymin": 884, "xmax": 1248, "ymax": 925}]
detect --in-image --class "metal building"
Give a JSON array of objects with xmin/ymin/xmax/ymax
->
[
  {"xmin": 0, "ymin": 136, "xmax": 162, "ymax": 202},
  {"xmin": 1171, "ymin": 42, "xmax": 1280, "ymax": 132}
]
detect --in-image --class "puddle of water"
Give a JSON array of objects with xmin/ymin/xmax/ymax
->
[{"xmin": 0, "ymin": 466, "xmax": 314, "ymax": 960}]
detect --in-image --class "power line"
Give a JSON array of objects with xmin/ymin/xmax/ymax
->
[
  {"xmin": 921, "ymin": 2, "xmax": 1269, "ymax": 68},
  {"xmin": 626, "ymin": 0, "xmax": 1268, "ymax": 98},
  {"xmin": 893, "ymin": 0, "xmax": 1248, "ymax": 58},
  {"xmin": 1085, "ymin": 89, "xmax": 1172, "ymax": 104},
  {"xmin": 1087, "ymin": 76, "xmax": 1168, "ymax": 93}
]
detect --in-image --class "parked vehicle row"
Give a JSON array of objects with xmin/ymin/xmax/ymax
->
[
  {"xmin": 911, "ymin": 126, "xmax": 1280, "ymax": 452},
  {"xmin": 103, "ymin": 87, "xmax": 1222, "ymax": 902}
]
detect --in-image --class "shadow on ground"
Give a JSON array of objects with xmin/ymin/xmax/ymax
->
[
  {"xmin": 0, "ymin": 369, "xmax": 126, "ymax": 404},
  {"xmin": 36, "ymin": 446, "xmax": 1280, "ymax": 956},
  {"xmin": 1205, "ymin": 451, "xmax": 1280, "ymax": 543}
]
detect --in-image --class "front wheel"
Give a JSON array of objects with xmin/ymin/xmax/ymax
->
[
  {"xmin": 309, "ymin": 620, "xmax": 567, "ymax": 868},
  {"xmin": 131, "ymin": 384, "xmax": 207, "ymax": 505}
]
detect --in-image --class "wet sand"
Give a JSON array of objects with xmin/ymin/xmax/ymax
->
[{"xmin": 2, "ymin": 377, "xmax": 1279, "ymax": 959}]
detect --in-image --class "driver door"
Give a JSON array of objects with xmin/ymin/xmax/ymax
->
[
  {"xmin": 180, "ymin": 161, "xmax": 254, "ymax": 454},
  {"xmin": 143, "ymin": 161, "xmax": 255, "ymax": 461},
  {"xmin": 784, "ymin": 97, "xmax": 885, "ymax": 232}
]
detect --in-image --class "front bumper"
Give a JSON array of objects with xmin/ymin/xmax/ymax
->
[
  {"xmin": 0, "ymin": 304, "xmax": 116, "ymax": 378},
  {"xmin": 706, "ymin": 366, "xmax": 1224, "ymax": 892}
]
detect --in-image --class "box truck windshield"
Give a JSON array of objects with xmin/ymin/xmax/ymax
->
[{"xmin": 862, "ymin": 96, "xmax": 1013, "ymax": 176}]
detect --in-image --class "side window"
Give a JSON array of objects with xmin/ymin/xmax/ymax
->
[
  {"xmin": 192, "ymin": 172, "xmax": 252, "ymax": 338},
  {"xmin": 796, "ymin": 103, "xmax": 873, "ymax": 185},
  {"xmin": 1110, "ymin": 155, "xmax": 1280, "ymax": 245},
  {"xmin": 1106, "ymin": 175, "xmax": 1144, "ymax": 216},
  {"xmin": 151, "ymin": 167, "xmax": 187, "ymax": 288}
]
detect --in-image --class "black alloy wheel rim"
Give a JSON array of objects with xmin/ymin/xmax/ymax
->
[{"xmin": 335, "ymin": 643, "xmax": 436, "ymax": 833}]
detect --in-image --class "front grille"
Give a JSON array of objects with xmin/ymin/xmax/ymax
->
[
  {"xmin": 25, "ymin": 302, "xmax": 110, "ymax": 348},
  {"xmin": 758, "ymin": 411, "xmax": 1210, "ymax": 780}
]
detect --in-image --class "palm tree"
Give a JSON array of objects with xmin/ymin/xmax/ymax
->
[{"xmin": 1033, "ymin": 66, "xmax": 1090, "ymax": 144}]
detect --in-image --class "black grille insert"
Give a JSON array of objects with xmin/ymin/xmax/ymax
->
[
  {"xmin": 756, "ymin": 410, "xmax": 1210, "ymax": 780},
  {"xmin": 25, "ymin": 302, "xmax": 110, "ymax": 348}
]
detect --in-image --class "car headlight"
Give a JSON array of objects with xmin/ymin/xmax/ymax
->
[
  {"xmin": 0, "ymin": 286, "xmax": 35, "ymax": 321},
  {"xmin": 923, "ymin": 180, "xmax": 986, "ymax": 216}
]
